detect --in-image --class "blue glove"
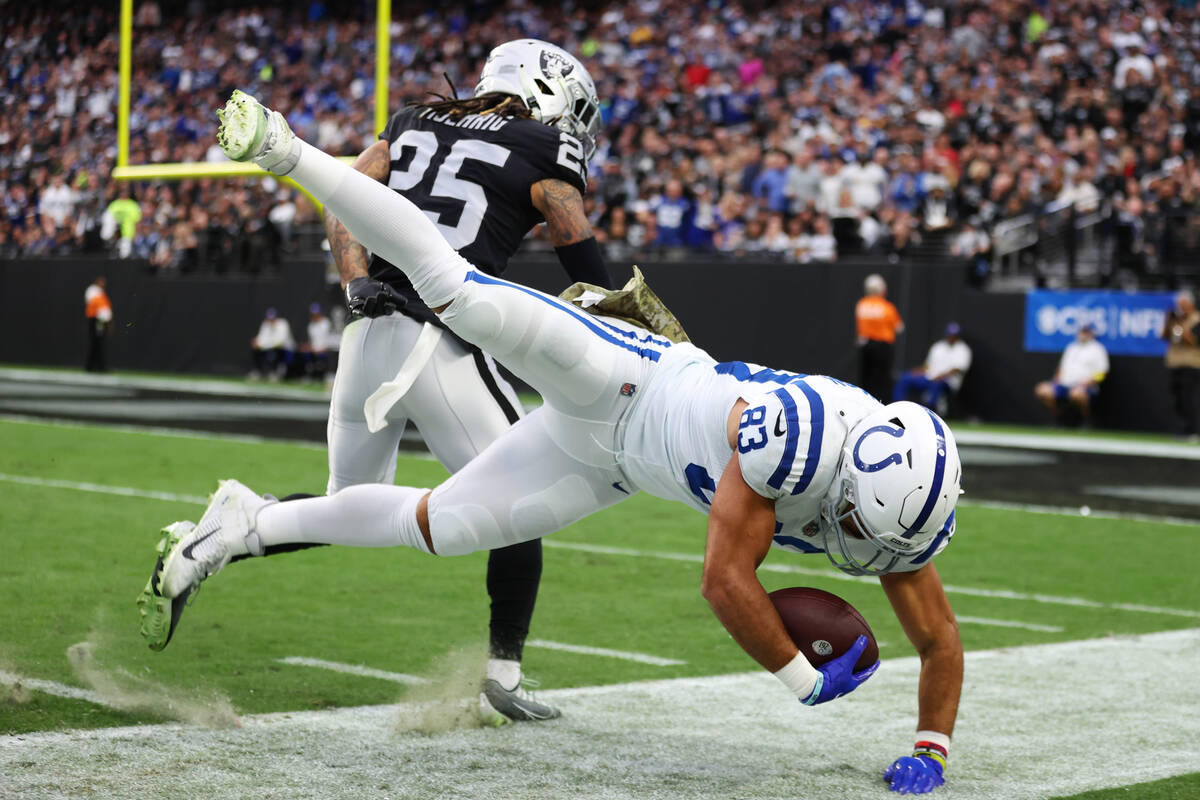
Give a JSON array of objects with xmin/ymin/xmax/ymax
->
[
  {"xmin": 800, "ymin": 635, "xmax": 880, "ymax": 705},
  {"xmin": 884, "ymin": 755, "xmax": 945, "ymax": 795}
]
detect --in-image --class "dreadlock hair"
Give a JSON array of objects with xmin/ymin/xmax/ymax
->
[{"xmin": 411, "ymin": 91, "xmax": 534, "ymax": 121}]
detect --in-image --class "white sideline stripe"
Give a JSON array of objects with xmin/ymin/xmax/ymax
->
[
  {"xmin": 0, "ymin": 473, "xmax": 208, "ymax": 505},
  {"xmin": 526, "ymin": 639, "xmax": 686, "ymax": 666},
  {"xmin": 3, "ymin": 630, "xmax": 1199, "ymax": 800},
  {"xmin": 0, "ymin": 366, "xmax": 328, "ymax": 401},
  {"xmin": 954, "ymin": 429, "xmax": 1200, "ymax": 460},
  {"xmin": 0, "ymin": 671, "xmax": 118, "ymax": 708},
  {"xmin": 0, "ymin": 413, "xmax": 329, "ymax": 451},
  {"xmin": 961, "ymin": 497, "xmax": 1200, "ymax": 527},
  {"xmin": 954, "ymin": 615, "xmax": 1063, "ymax": 633},
  {"xmin": 277, "ymin": 657, "xmax": 429, "ymax": 686},
  {"xmin": 543, "ymin": 540, "xmax": 1200, "ymax": 619}
]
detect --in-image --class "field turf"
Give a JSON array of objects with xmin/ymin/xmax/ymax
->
[{"xmin": 1, "ymin": 417, "xmax": 1198, "ymax": 798}]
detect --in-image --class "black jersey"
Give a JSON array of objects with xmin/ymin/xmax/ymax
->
[{"xmin": 370, "ymin": 105, "xmax": 589, "ymax": 324}]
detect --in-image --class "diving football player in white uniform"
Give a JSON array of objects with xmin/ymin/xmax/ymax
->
[{"xmin": 141, "ymin": 90, "xmax": 965, "ymax": 796}]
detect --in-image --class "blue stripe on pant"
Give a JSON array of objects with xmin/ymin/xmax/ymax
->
[{"xmin": 437, "ymin": 269, "xmax": 665, "ymax": 418}]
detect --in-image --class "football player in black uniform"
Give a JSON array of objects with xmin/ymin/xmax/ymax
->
[{"xmin": 327, "ymin": 40, "xmax": 611, "ymax": 723}]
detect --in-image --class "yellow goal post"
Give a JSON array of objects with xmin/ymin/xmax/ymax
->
[{"xmin": 110, "ymin": 0, "xmax": 393, "ymax": 206}]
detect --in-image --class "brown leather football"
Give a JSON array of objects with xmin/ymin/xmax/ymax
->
[{"xmin": 768, "ymin": 586, "xmax": 879, "ymax": 671}]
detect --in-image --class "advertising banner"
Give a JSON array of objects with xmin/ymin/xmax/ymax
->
[{"xmin": 1024, "ymin": 290, "xmax": 1175, "ymax": 356}]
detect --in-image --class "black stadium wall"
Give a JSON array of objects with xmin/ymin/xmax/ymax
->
[{"xmin": 0, "ymin": 256, "xmax": 1178, "ymax": 432}]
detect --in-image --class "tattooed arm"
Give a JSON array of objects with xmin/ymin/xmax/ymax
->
[
  {"xmin": 530, "ymin": 178, "xmax": 613, "ymax": 289},
  {"xmin": 325, "ymin": 140, "xmax": 391, "ymax": 288},
  {"xmin": 530, "ymin": 178, "xmax": 594, "ymax": 246}
]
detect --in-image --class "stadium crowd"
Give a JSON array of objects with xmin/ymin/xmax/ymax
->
[{"xmin": 4, "ymin": 0, "xmax": 1200, "ymax": 276}]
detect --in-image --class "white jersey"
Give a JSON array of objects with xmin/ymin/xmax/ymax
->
[{"xmin": 617, "ymin": 343, "xmax": 950, "ymax": 570}]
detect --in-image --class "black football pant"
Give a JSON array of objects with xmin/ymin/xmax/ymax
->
[
  {"xmin": 1170, "ymin": 366, "xmax": 1200, "ymax": 436},
  {"xmin": 85, "ymin": 319, "xmax": 108, "ymax": 372},
  {"xmin": 859, "ymin": 339, "xmax": 895, "ymax": 403}
]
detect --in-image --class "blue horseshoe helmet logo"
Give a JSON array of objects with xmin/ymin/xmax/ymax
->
[{"xmin": 852, "ymin": 424, "xmax": 906, "ymax": 472}]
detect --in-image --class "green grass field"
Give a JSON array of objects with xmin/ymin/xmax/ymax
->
[{"xmin": 2, "ymin": 417, "xmax": 1198, "ymax": 799}]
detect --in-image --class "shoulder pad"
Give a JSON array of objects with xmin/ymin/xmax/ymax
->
[
  {"xmin": 735, "ymin": 382, "xmax": 840, "ymax": 500},
  {"xmin": 501, "ymin": 119, "xmax": 588, "ymax": 194}
]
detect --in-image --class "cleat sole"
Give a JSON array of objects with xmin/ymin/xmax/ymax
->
[
  {"xmin": 216, "ymin": 90, "xmax": 267, "ymax": 161},
  {"xmin": 136, "ymin": 522, "xmax": 195, "ymax": 651}
]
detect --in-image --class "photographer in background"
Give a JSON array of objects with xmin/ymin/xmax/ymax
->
[{"xmin": 1163, "ymin": 290, "xmax": 1200, "ymax": 441}]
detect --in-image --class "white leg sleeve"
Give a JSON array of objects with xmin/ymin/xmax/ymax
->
[
  {"xmin": 287, "ymin": 140, "xmax": 468, "ymax": 309},
  {"xmin": 255, "ymin": 485, "xmax": 431, "ymax": 554}
]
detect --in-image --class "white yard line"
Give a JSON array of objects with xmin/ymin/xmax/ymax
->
[
  {"xmin": 954, "ymin": 615, "xmax": 1063, "ymax": 633},
  {"xmin": 0, "ymin": 671, "xmax": 119, "ymax": 709},
  {"xmin": 2, "ymin": 630, "xmax": 1198, "ymax": 800},
  {"xmin": 525, "ymin": 639, "xmax": 686, "ymax": 666},
  {"xmin": 0, "ymin": 473, "xmax": 209, "ymax": 505},
  {"xmin": 277, "ymin": 657, "xmax": 429, "ymax": 685}
]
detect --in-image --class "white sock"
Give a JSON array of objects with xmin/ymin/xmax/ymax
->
[
  {"xmin": 487, "ymin": 658, "xmax": 521, "ymax": 690},
  {"xmin": 288, "ymin": 140, "xmax": 469, "ymax": 308},
  {"xmin": 255, "ymin": 485, "xmax": 431, "ymax": 553}
]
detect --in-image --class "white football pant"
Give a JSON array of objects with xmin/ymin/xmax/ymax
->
[{"xmin": 327, "ymin": 313, "xmax": 523, "ymax": 490}]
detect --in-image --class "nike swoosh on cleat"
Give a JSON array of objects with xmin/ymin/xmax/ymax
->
[
  {"xmin": 509, "ymin": 699, "xmax": 557, "ymax": 720},
  {"xmin": 611, "ymin": 481, "xmax": 629, "ymax": 494},
  {"xmin": 181, "ymin": 530, "xmax": 218, "ymax": 560},
  {"xmin": 774, "ymin": 411, "xmax": 786, "ymax": 437}
]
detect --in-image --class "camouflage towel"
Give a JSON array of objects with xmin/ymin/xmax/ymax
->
[{"xmin": 558, "ymin": 266, "xmax": 691, "ymax": 344}]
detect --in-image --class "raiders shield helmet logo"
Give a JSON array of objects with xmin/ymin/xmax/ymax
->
[{"xmin": 539, "ymin": 49, "xmax": 575, "ymax": 78}]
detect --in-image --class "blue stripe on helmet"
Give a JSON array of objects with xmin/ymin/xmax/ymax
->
[
  {"xmin": 904, "ymin": 408, "xmax": 948, "ymax": 537},
  {"xmin": 910, "ymin": 511, "xmax": 955, "ymax": 565}
]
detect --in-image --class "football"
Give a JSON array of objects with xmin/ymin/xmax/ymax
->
[{"xmin": 768, "ymin": 587, "xmax": 878, "ymax": 671}]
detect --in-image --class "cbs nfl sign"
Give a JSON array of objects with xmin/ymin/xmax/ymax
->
[{"xmin": 1024, "ymin": 290, "xmax": 1175, "ymax": 356}]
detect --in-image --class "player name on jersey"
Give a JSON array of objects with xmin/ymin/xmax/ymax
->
[{"xmin": 417, "ymin": 109, "xmax": 511, "ymax": 132}]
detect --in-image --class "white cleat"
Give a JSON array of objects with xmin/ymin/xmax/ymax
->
[
  {"xmin": 159, "ymin": 479, "xmax": 276, "ymax": 599},
  {"xmin": 216, "ymin": 89, "xmax": 300, "ymax": 174}
]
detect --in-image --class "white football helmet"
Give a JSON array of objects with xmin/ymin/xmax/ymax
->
[
  {"xmin": 820, "ymin": 402, "xmax": 961, "ymax": 576},
  {"xmin": 475, "ymin": 39, "xmax": 602, "ymax": 159}
]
